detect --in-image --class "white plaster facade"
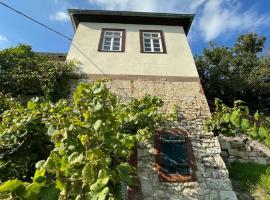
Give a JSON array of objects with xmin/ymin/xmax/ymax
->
[{"xmin": 67, "ymin": 22, "xmax": 199, "ymax": 77}]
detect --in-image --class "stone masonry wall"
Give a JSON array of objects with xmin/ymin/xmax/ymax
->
[
  {"xmin": 73, "ymin": 77, "xmax": 237, "ymax": 200},
  {"xmin": 219, "ymin": 135, "xmax": 270, "ymax": 165}
]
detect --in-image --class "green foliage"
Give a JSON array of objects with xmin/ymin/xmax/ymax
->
[
  {"xmin": 0, "ymin": 44, "xmax": 76, "ymax": 101},
  {"xmin": 0, "ymin": 81, "xmax": 169, "ymax": 199},
  {"xmin": 0, "ymin": 93, "xmax": 18, "ymax": 116},
  {"xmin": 205, "ymin": 99, "xmax": 270, "ymax": 146},
  {"xmin": 228, "ymin": 161, "xmax": 270, "ymax": 192},
  {"xmin": 195, "ymin": 33, "xmax": 270, "ymax": 114},
  {"xmin": 0, "ymin": 94, "xmax": 53, "ymax": 182},
  {"xmin": 260, "ymin": 167, "xmax": 270, "ymax": 197},
  {"xmin": 228, "ymin": 161, "xmax": 270, "ymax": 200}
]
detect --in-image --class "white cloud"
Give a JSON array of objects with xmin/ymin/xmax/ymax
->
[
  {"xmin": 86, "ymin": 0, "xmax": 270, "ymax": 42},
  {"xmin": 87, "ymin": 0, "xmax": 206, "ymax": 13},
  {"xmin": 0, "ymin": 34, "xmax": 8, "ymax": 43},
  {"xmin": 197, "ymin": 0, "xmax": 270, "ymax": 41},
  {"xmin": 49, "ymin": 11, "xmax": 69, "ymax": 22},
  {"xmin": 0, "ymin": 34, "xmax": 9, "ymax": 50}
]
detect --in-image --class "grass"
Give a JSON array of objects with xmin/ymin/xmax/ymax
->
[{"xmin": 228, "ymin": 161, "xmax": 270, "ymax": 200}]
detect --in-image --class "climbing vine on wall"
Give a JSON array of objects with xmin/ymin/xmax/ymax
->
[
  {"xmin": 0, "ymin": 81, "xmax": 174, "ymax": 199},
  {"xmin": 205, "ymin": 99, "xmax": 270, "ymax": 146}
]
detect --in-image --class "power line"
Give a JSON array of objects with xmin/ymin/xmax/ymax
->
[
  {"xmin": 0, "ymin": 1, "xmax": 130, "ymax": 101},
  {"xmin": 0, "ymin": 2, "xmax": 72, "ymax": 41}
]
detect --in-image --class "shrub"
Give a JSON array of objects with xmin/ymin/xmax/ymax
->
[{"xmin": 0, "ymin": 44, "xmax": 76, "ymax": 101}]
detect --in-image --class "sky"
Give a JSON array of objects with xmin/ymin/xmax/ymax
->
[{"xmin": 0, "ymin": 0, "xmax": 270, "ymax": 55}]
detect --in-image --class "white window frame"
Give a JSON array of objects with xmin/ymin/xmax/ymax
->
[
  {"xmin": 142, "ymin": 32, "xmax": 163, "ymax": 53},
  {"xmin": 102, "ymin": 30, "xmax": 123, "ymax": 52}
]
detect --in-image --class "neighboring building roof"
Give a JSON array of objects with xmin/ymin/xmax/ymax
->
[
  {"xmin": 68, "ymin": 9, "xmax": 195, "ymax": 35},
  {"xmin": 37, "ymin": 52, "xmax": 67, "ymax": 61}
]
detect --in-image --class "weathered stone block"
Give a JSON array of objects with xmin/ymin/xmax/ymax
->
[
  {"xmin": 219, "ymin": 191, "xmax": 238, "ymax": 200},
  {"xmin": 206, "ymin": 178, "xmax": 232, "ymax": 190}
]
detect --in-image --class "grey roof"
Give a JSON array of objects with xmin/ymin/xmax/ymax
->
[{"xmin": 68, "ymin": 9, "xmax": 195, "ymax": 35}]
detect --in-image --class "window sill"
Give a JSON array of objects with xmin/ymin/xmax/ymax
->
[
  {"xmin": 156, "ymin": 165, "xmax": 197, "ymax": 182},
  {"xmin": 140, "ymin": 51, "xmax": 167, "ymax": 54},
  {"xmin": 98, "ymin": 49, "xmax": 125, "ymax": 53}
]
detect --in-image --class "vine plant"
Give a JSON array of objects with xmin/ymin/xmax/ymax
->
[
  {"xmin": 205, "ymin": 99, "xmax": 270, "ymax": 146},
  {"xmin": 0, "ymin": 81, "xmax": 173, "ymax": 199}
]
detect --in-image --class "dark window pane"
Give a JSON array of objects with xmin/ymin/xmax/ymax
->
[
  {"xmin": 160, "ymin": 137, "xmax": 190, "ymax": 175},
  {"xmin": 103, "ymin": 45, "xmax": 110, "ymax": 50},
  {"xmin": 153, "ymin": 39, "xmax": 160, "ymax": 43},
  {"xmin": 114, "ymin": 32, "xmax": 121, "ymax": 36},
  {"xmin": 154, "ymin": 43, "xmax": 160, "ymax": 48},
  {"xmin": 144, "ymin": 43, "xmax": 151, "ymax": 47},
  {"xmin": 105, "ymin": 31, "xmax": 113, "ymax": 35},
  {"xmin": 151, "ymin": 33, "xmax": 159, "ymax": 37},
  {"xmin": 104, "ymin": 37, "xmax": 111, "ymax": 42},
  {"xmin": 144, "ymin": 39, "xmax": 151, "ymax": 43},
  {"xmin": 161, "ymin": 143, "xmax": 188, "ymax": 165},
  {"xmin": 114, "ymin": 38, "xmax": 120, "ymax": 42},
  {"xmin": 154, "ymin": 48, "xmax": 161, "ymax": 52},
  {"xmin": 104, "ymin": 41, "xmax": 111, "ymax": 46},
  {"xmin": 113, "ymin": 46, "xmax": 120, "ymax": 51},
  {"xmin": 144, "ymin": 47, "xmax": 152, "ymax": 52},
  {"xmin": 144, "ymin": 33, "xmax": 151, "ymax": 37},
  {"xmin": 160, "ymin": 134, "xmax": 186, "ymax": 142}
]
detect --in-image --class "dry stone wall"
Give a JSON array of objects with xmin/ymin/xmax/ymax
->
[
  {"xmin": 73, "ymin": 77, "xmax": 237, "ymax": 200},
  {"xmin": 219, "ymin": 135, "xmax": 270, "ymax": 165}
]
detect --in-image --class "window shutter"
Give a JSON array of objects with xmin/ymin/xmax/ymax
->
[{"xmin": 155, "ymin": 129, "xmax": 196, "ymax": 182}]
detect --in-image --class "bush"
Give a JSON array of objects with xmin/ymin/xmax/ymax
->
[{"xmin": 0, "ymin": 44, "xmax": 76, "ymax": 101}]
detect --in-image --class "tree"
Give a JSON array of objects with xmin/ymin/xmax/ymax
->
[
  {"xmin": 0, "ymin": 44, "xmax": 76, "ymax": 101},
  {"xmin": 195, "ymin": 33, "xmax": 270, "ymax": 114}
]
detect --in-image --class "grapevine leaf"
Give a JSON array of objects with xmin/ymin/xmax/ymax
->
[
  {"xmin": 23, "ymin": 183, "xmax": 41, "ymax": 200},
  {"xmin": 258, "ymin": 126, "xmax": 268, "ymax": 139},
  {"xmin": 116, "ymin": 163, "xmax": 133, "ymax": 185},
  {"xmin": 0, "ymin": 180, "xmax": 27, "ymax": 196},
  {"xmin": 47, "ymin": 125, "xmax": 55, "ymax": 137},
  {"xmin": 254, "ymin": 111, "xmax": 260, "ymax": 121},
  {"xmin": 249, "ymin": 127, "xmax": 258, "ymax": 139},
  {"xmin": 230, "ymin": 110, "xmax": 241, "ymax": 128},
  {"xmin": 68, "ymin": 152, "xmax": 84, "ymax": 166},
  {"xmin": 40, "ymin": 184, "xmax": 60, "ymax": 200},
  {"xmin": 94, "ymin": 119, "xmax": 102, "ymax": 131},
  {"xmin": 94, "ymin": 101, "xmax": 103, "ymax": 112},
  {"xmin": 35, "ymin": 160, "xmax": 45, "ymax": 169},
  {"xmin": 98, "ymin": 169, "xmax": 107, "ymax": 179},
  {"xmin": 97, "ymin": 187, "xmax": 109, "ymax": 200},
  {"xmin": 55, "ymin": 175, "xmax": 65, "ymax": 191},
  {"xmin": 90, "ymin": 177, "xmax": 109, "ymax": 194},
  {"xmin": 93, "ymin": 87, "xmax": 103, "ymax": 95},
  {"xmin": 241, "ymin": 119, "xmax": 250, "ymax": 130},
  {"xmin": 27, "ymin": 101, "xmax": 36, "ymax": 110},
  {"xmin": 33, "ymin": 169, "xmax": 46, "ymax": 184},
  {"xmin": 82, "ymin": 163, "xmax": 94, "ymax": 184},
  {"xmin": 224, "ymin": 113, "xmax": 231, "ymax": 123},
  {"xmin": 264, "ymin": 136, "xmax": 270, "ymax": 147}
]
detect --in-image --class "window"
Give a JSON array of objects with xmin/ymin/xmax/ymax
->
[
  {"xmin": 155, "ymin": 129, "xmax": 196, "ymax": 182},
  {"xmin": 140, "ymin": 30, "xmax": 166, "ymax": 53},
  {"xmin": 98, "ymin": 29, "xmax": 126, "ymax": 52}
]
